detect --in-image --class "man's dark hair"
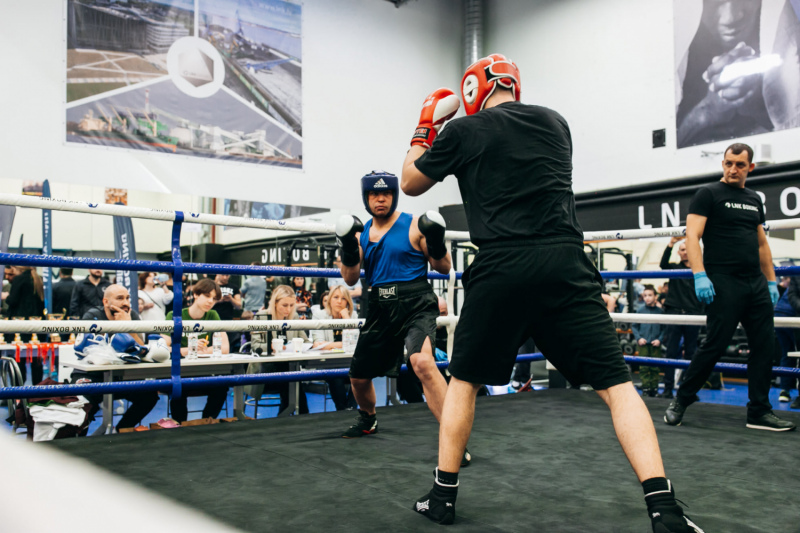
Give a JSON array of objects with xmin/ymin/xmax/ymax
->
[
  {"xmin": 642, "ymin": 284, "xmax": 657, "ymax": 295},
  {"xmin": 193, "ymin": 278, "xmax": 221, "ymax": 300},
  {"xmin": 725, "ymin": 142, "xmax": 753, "ymax": 163},
  {"xmin": 60, "ymin": 268, "xmax": 73, "ymax": 276}
]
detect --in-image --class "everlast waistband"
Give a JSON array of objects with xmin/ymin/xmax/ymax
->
[{"xmin": 368, "ymin": 278, "xmax": 432, "ymax": 301}]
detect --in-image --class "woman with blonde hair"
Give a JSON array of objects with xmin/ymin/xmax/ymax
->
[
  {"xmin": 311, "ymin": 284, "xmax": 358, "ymax": 410},
  {"xmin": 248, "ymin": 285, "xmax": 310, "ymax": 414}
]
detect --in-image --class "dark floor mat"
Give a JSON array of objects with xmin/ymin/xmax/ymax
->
[{"xmin": 50, "ymin": 390, "xmax": 800, "ymax": 532}]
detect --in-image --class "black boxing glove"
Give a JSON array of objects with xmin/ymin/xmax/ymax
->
[
  {"xmin": 336, "ymin": 215, "xmax": 364, "ymax": 267},
  {"xmin": 418, "ymin": 210, "xmax": 447, "ymax": 260}
]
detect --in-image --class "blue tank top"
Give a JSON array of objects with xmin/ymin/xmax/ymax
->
[{"xmin": 360, "ymin": 212, "xmax": 427, "ymax": 287}]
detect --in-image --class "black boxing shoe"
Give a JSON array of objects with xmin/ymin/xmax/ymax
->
[
  {"xmin": 646, "ymin": 479, "xmax": 704, "ymax": 533},
  {"xmin": 650, "ymin": 505, "xmax": 704, "ymax": 533},
  {"xmin": 461, "ymin": 447, "xmax": 471, "ymax": 467},
  {"xmin": 341, "ymin": 410, "xmax": 378, "ymax": 438},
  {"xmin": 413, "ymin": 470, "xmax": 458, "ymax": 525}
]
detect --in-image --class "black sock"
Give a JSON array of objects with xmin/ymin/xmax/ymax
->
[
  {"xmin": 435, "ymin": 467, "xmax": 459, "ymax": 487},
  {"xmin": 643, "ymin": 477, "xmax": 677, "ymax": 511},
  {"xmin": 359, "ymin": 409, "xmax": 375, "ymax": 419}
]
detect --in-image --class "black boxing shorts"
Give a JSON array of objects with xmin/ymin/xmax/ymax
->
[
  {"xmin": 448, "ymin": 237, "xmax": 631, "ymax": 390},
  {"xmin": 349, "ymin": 278, "xmax": 439, "ymax": 380}
]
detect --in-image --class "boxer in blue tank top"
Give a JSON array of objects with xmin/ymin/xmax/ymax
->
[{"xmin": 334, "ymin": 171, "xmax": 459, "ymax": 448}]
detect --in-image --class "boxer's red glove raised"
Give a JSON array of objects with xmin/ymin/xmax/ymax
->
[{"xmin": 410, "ymin": 88, "xmax": 460, "ymax": 148}]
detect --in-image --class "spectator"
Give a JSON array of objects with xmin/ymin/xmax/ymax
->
[
  {"xmin": 310, "ymin": 290, "xmax": 329, "ymax": 319},
  {"xmin": 6, "ymin": 266, "xmax": 45, "ymax": 320},
  {"xmin": 52, "ymin": 268, "xmax": 76, "ymax": 316},
  {"xmin": 311, "ymin": 285, "xmax": 357, "ymax": 410},
  {"xmin": 657, "ymin": 282, "xmax": 669, "ymax": 308},
  {"xmin": 659, "ymin": 237, "xmax": 704, "ymax": 399},
  {"xmin": 69, "ymin": 269, "xmax": 111, "ymax": 318},
  {"xmin": 240, "ymin": 263, "xmax": 267, "ymax": 313},
  {"xmin": 292, "ymin": 276, "xmax": 312, "ymax": 319},
  {"xmin": 775, "ymin": 276, "xmax": 799, "ymax": 406},
  {"xmin": 137, "ymin": 272, "xmax": 173, "ymax": 321},
  {"xmin": 329, "ymin": 256, "xmax": 363, "ymax": 309},
  {"xmin": 165, "ymin": 279, "xmax": 231, "ymax": 423},
  {"xmin": 632, "ymin": 285, "xmax": 665, "ymax": 397},
  {"xmin": 212, "ymin": 273, "xmax": 242, "ymax": 353},
  {"xmin": 5, "ymin": 266, "xmax": 45, "ymax": 384},
  {"xmin": 249, "ymin": 284, "xmax": 310, "ymax": 414},
  {"xmin": 75, "ymin": 284, "xmax": 158, "ymax": 431},
  {"xmin": 601, "ymin": 292, "xmax": 618, "ymax": 313},
  {"xmin": 0, "ymin": 266, "xmax": 13, "ymax": 317}
]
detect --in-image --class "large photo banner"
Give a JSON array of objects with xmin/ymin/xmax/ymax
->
[
  {"xmin": 65, "ymin": 0, "xmax": 302, "ymax": 167},
  {"xmin": 675, "ymin": 0, "xmax": 800, "ymax": 149}
]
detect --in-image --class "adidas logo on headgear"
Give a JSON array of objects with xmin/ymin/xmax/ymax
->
[{"xmin": 374, "ymin": 178, "xmax": 388, "ymax": 188}]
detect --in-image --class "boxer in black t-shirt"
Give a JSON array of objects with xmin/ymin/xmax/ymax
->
[
  {"xmin": 664, "ymin": 143, "xmax": 795, "ymax": 432},
  {"xmin": 401, "ymin": 54, "xmax": 701, "ymax": 532}
]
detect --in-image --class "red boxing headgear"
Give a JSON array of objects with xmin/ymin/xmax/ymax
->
[{"xmin": 461, "ymin": 53, "xmax": 521, "ymax": 116}]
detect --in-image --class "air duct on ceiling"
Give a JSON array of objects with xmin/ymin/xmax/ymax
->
[{"xmin": 463, "ymin": 0, "xmax": 483, "ymax": 71}]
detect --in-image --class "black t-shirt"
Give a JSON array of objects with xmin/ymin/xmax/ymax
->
[
  {"xmin": 212, "ymin": 283, "xmax": 240, "ymax": 320},
  {"xmin": 688, "ymin": 181, "xmax": 765, "ymax": 275},
  {"xmin": 414, "ymin": 101, "xmax": 583, "ymax": 246}
]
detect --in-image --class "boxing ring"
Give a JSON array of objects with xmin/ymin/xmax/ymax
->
[{"xmin": 1, "ymin": 193, "xmax": 799, "ymax": 532}]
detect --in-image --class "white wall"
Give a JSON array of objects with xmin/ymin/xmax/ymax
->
[
  {"xmin": 485, "ymin": 0, "xmax": 800, "ymax": 194},
  {"xmin": 0, "ymin": 178, "xmax": 198, "ymax": 254},
  {"xmin": 0, "ymin": 0, "xmax": 463, "ymax": 220}
]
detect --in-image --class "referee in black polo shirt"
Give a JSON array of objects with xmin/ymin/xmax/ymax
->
[{"xmin": 664, "ymin": 142, "xmax": 795, "ymax": 432}]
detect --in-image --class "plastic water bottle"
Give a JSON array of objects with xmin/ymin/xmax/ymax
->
[
  {"xmin": 212, "ymin": 332, "xmax": 223, "ymax": 357},
  {"xmin": 187, "ymin": 333, "xmax": 198, "ymax": 359}
]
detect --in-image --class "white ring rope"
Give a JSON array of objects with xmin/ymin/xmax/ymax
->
[
  {"xmin": 444, "ymin": 218, "xmax": 800, "ymax": 242},
  {"xmin": 0, "ymin": 193, "xmax": 334, "ymax": 234},
  {"xmin": 3, "ymin": 192, "xmax": 798, "ymax": 242},
  {"xmin": 0, "ymin": 314, "xmax": 797, "ymax": 335}
]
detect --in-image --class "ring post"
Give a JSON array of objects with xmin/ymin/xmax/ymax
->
[{"xmin": 170, "ymin": 212, "xmax": 184, "ymax": 401}]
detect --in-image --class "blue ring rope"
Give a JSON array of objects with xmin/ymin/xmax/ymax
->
[{"xmin": 1, "ymin": 353, "xmax": 797, "ymax": 400}]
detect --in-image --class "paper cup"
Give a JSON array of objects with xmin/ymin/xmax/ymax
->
[{"xmin": 292, "ymin": 338, "xmax": 303, "ymax": 353}]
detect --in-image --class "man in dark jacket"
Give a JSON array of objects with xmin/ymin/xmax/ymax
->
[
  {"xmin": 659, "ymin": 237, "xmax": 704, "ymax": 398},
  {"xmin": 52, "ymin": 268, "xmax": 76, "ymax": 316},
  {"xmin": 775, "ymin": 276, "xmax": 800, "ymax": 407},
  {"xmin": 69, "ymin": 269, "xmax": 110, "ymax": 318},
  {"xmin": 76, "ymin": 284, "xmax": 156, "ymax": 431}
]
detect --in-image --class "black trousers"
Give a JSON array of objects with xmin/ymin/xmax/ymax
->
[
  {"xmin": 170, "ymin": 386, "xmax": 229, "ymax": 423},
  {"xmin": 19, "ymin": 358, "xmax": 43, "ymax": 387},
  {"xmin": 663, "ymin": 312, "xmax": 700, "ymax": 393},
  {"xmin": 84, "ymin": 391, "xmax": 159, "ymax": 430},
  {"xmin": 677, "ymin": 273, "xmax": 774, "ymax": 418}
]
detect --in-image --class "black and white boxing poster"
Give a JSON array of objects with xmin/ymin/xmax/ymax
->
[{"xmin": 674, "ymin": 0, "xmax": 800, "ymax": 148}]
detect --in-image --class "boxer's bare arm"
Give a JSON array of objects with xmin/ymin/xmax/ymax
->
[{"xmin": 402, "ymin": 146, "xmax": 438, "ymax": 196}]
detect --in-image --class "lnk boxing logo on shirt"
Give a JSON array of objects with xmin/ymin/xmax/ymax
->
[
  {"xmin": 378, "ymin": 285, "xmax": 397, "ymax": 300},
  {"xmin": 724, "ymin": 202, "xmax": 759, "ymax": 212}
]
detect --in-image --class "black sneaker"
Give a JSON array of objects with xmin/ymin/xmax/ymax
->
[
  {"xmin": 791, "ymin": 396, "xmax": 800, "ymax": 410},
  {"xmin": 413, "ymin": 479, "xmax": 457, "ymax": 525},
  {"xmin": 650, "ymin": 505, "xmax": 705, "ymax": 532},
  {"xmin": 779, "ymin": 390, "xmax": 791, "ymax": 403},
  {"xmin": 341, "ymin": 410, "xmax": 378, "ymax": 438},
  {"xmin": 664, "ymin": 399, "xmax": 689, "ymax": 426},
  {"xmin": 746, "ymin": 412, "xmax": 797, "ymax": 432},
  {"xmin": 461, "ymin": 447, "xmax": 471, "ymax": 467},
  {"xmin": 659, "ymin": 390, "xmax": 674, "ymax": 399}
]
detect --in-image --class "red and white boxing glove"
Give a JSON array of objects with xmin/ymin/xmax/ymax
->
[{"xmin": 410, "ymin": 88, "xmax": 460, "ymax": 148}]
